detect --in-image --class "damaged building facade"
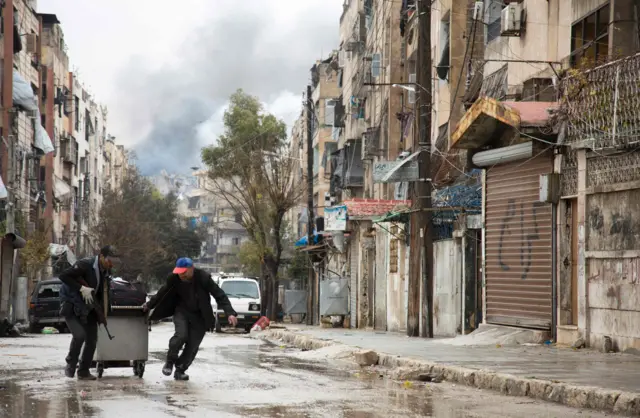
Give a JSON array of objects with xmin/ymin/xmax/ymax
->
[
  {"xmin": 289, "ymin": 0, "xmax": 640, "ymax": 351},
  {"xmin": 450, "ymin": 0, "xmax": 640, "ymax": 351},
  {"xmin": 0, "ymin": 2, "xmax": 129, "ymax": 327}
]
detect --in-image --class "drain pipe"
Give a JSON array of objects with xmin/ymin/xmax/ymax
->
[{"xmin": 551, "ymin": 203, "xmax": 558, "ymax": 342}]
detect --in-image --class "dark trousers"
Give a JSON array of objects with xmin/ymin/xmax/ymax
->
[
  {"xmin": 167, "ymin": 309, "xmax": 206, "ymax": 372},
  {"xmin": 65, "ymin": 313, "xmax": 98, "ymax": 373}
]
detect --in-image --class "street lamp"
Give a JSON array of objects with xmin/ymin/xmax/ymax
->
[{"xmin": 392, "ymin": 83, "xmax": 429, "ymax": 93}]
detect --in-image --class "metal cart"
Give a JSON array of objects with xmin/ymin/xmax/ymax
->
[{"xmin": 93, "ymin": 305, "xmax": 149, "ymax": 378}]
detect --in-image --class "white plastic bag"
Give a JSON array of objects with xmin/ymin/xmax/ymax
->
[
  {"xmin": 34, "ymin": 109, "xmax": 54, "ymax": 154},
  {"xmin": 12, "ymin": 70, "xmax": 37, "ymax": 111}
]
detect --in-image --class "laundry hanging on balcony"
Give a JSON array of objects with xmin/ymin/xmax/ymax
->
[
  {"xmin": 12, "ymin": 70, "xmax": 54, "ymax": 154},
  {"xmin": 0, "ymin": 174, "xmax": 7, "ymax": 199}
]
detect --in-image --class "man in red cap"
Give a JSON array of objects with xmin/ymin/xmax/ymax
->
[{"xmin": 144, "ymin": 257, "xmax": 238, "ymax": 380}]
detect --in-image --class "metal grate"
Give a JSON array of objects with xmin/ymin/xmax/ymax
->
[
  {"xmin": 561, "ymin": 151, "xmax": 578, "ymax": 196},
  {"xmin": 562, "ymin": 53, "xmax": 640, "ymax": 149},
  {"xmin": 586, "ymin": 151, "xmax": 640, "ymax": 187}
]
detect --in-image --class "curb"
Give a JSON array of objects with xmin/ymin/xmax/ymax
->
[{"xmin": 266, "ymin": 329, "xmax": 640, "ymax": 416}]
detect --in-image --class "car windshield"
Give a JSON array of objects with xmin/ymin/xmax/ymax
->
[
  {"xmin": 221, "ymin": 280, "xmax": 259, "ymax": 299},
  {"xmin": 38, "ymin": 283, "xmax": 61, "ymax": 298}
]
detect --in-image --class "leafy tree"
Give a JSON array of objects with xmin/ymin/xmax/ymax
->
[
  {"xmin": 238, "ymin": 241, "xmax": 262, "ymax": 277},
  {"xmin": 201, "ymin": 89, "xmax": 304, "ymax": 319},
  {"xmin": 91, "ymin": 168, "xmax": 203, "ymax": 288}
]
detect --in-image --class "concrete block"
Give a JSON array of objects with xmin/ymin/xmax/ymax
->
[
  {"xmin": 443, "ymin": 366, "xmax": 471, "ymax": 384},
  {"xmin": 528, "ymin": 379, "xmax": 552, "ymax": 400},
  {"xmin": 354, "ymin": 349, "xmax": 379, "ymax": 367},
  {"xmin": 490, "ymin": 375, "xmax": 507, "ymax": 392},
  {"xmin": 564, "ymin": 385, "xmax": 589, "ymax": 408},
  {"xmin": 460, "ymin": 370, "xmax": 476, "ymax": 386},
  {"xmin": 546, "ymin": 384, "xmax": 567, "ymax": 404},
  {"xmin": 474, "ymin": 372, "xmax": 496, "ymax": 390},
  {"xmin": 388, "ymin": 366, "xmax": 431, "ymax": 381},
  {"xmin": 613, "ymin": 392, "xmax": 640, "ymax": 415},
  {"xmin": 503, "ymin": 377, "xmax": 529, "ymax": 397},
  {"xmin": 586, "ymin": 389, "xmax": 620, "ymax": 411}
]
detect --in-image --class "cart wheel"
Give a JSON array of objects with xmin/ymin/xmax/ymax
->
[
  {"xmin": 134, "ymin": 361, "xmax": 145, "ymax": 378},
  {"xmin": 97, "ymin": 363, "xmax": 104, "ymax": 379}
]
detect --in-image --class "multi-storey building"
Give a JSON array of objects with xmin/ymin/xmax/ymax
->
[{"xmin": 449, "ymin": 0, "xmax": 640, "ymax": 350}]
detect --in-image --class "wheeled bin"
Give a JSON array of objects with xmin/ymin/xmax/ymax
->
[{"xmin": 93, "ymin": 305, "xmax": 149, "ymax": 378}]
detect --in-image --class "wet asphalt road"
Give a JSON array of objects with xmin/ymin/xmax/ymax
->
[{"xmin": 0, "ymin": 323, "xmax": 624, "ymax": 417}]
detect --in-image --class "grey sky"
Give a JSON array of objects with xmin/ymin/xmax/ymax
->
[{"xmin": 39, "ymin": 0, "xmax": 342, "ymax": 174}]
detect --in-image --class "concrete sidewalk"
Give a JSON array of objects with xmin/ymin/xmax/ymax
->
[{"xmin": 265, "ymin": 325, "xmax": 640, "ymax": 415}]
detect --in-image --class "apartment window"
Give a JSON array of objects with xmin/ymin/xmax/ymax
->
[
  {"xmin": 485, "ymin": 0, "xmax": 502, "ymax": 44},
  {"xmin": 232, "ymin": 237, "xmax": 240, "ymax": 246},
  {"xmin": 371, "ymin": 53, "xmax": 381, "ymax": 78},
  {"xmin": 325, "ymin": 99, "xmax": 336, "ymax": 126},
  {"xmin": 313, "ymin": 145, "xmax": 319, "ymax": 176},
  {"xmin": 570, "ymin": 4, "xmax": 609, "ymax": 67},
  {"xmin": 364, "ymin": 0, "xmax": 373, "ymax": 31},
  {"xmin": 235, "ymin": 212, "xmax": 242, "ymax": 223},
  {"xmin": 74, "ymin": 96, "xmax": 79, "ymax": 131},
  {"xmin": 437, "ymin": 13, "xmax": 451, "ymax": 81}
]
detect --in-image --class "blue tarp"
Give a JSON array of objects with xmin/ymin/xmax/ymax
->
[{"xmin": 295, "ymin": 232, "xmax": 322, "ymax": 247}]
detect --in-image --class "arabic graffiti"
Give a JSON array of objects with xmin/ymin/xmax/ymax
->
[{"xmin": 497, "ymin": 199, "xmax": 545, "ymax": 279}]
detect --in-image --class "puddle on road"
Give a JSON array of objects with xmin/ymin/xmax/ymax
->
[
  {"xmin": 0, "ymin": 342, "xmax": 462, "ymax": 418},
  {"xmin": 0, "ymin": 381, "xmax": 99, "ymax": 418}
]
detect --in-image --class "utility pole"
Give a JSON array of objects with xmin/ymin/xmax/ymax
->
[
  {"xmin": 305, "ymin": 85, "xmax": 315, "ymax": 326},
  {"xmin": 76, "ymin": 178, "xmax": 83, "ymax": 257},
  {"xmin": 2, "ymin": 0, "xmax": 14, "ymax": 234},
  {"xmin": 408, "ymin": 0, "xmax": 433, "ymax": 338}
]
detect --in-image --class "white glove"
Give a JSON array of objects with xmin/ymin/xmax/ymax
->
[{"xmin": 80, "ymin": 286, "xmax": 94, "ymax": 304}]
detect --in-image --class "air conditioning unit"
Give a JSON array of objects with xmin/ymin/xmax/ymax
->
[
  {"xmin": 344, "ymin": 41, "xmax": 358, "ymax": 52},
  {"xmin": 25, "ymin": 33, "xmax": 37, "ymax": 54},
  {"xmin": 501, "ymin": 3, "xmax": 523, "ymax": 36},
  {"xmin": 338, "ymin": 50, "xmax": 346, "ymax": 68}
]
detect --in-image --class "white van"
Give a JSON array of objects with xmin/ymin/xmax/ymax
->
[{"xmin": 211, "ymin": 277, "xmax": 261, "ymax": 332}]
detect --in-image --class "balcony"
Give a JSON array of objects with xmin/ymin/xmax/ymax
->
[{"xmin": 217, "ymin": 245, "xmax": 240, "ymax": 255}]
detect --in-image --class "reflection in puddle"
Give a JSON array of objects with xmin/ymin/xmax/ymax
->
[
  {"xmin": 0, "ymin": 343, "xmax": 440, "ymax": 418},
  {"xmin": 0, "ymin": 381, "xmax": 99, "ymax": 418}
]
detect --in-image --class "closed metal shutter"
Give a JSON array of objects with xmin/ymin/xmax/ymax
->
[
  {"xmin": 485, "ymin": 153, "xmax": 553, "ymax": 329},
  {"xmin": 350, "ymin": 233, "xmax": 359, "ymax": 328}
]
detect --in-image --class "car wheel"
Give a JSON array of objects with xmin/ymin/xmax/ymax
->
[
  {"xmin": 244, "ymin": 325, "xmax": 252, "ymax": 333},
  {"xmin": 215, "ymin": 318, "xmax": 222, "ymax": 333}
]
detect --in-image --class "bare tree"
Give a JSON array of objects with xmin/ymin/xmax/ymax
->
[{"xmin": 202, "ymin": 89, "xmax": 305, "ymax": 319}]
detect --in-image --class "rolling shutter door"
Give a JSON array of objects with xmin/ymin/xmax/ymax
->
[{"xmin": 485, "ymin": 153, "xmax": 553, "ymax": 329}]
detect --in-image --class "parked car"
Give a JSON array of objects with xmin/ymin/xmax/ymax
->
[
  {"xmin": 212, "ymin": 277, "xmax": 261, "ymax": 333},
  {"xmin": 28, "ymin": 278, "xmax": 65, "ymax": 333}
]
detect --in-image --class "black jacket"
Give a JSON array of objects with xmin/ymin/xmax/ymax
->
[
  {"xmin": 147, "ymin": 268, "xmax": 237, "ymax": 330},
  {"xmin": 58, "ymin": 257, "xmax": 111, "ymax": 320}
]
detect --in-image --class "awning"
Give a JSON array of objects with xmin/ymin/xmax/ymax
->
[
  {"xmin": 344, "ymin": 198, "xmax": 411, "ymax": 220},
  {"xmin": 451, "ymin": 97, "xmax": 556, "ymax": 150},
  {"xmin": 378, "ymin": 150, "xmax": 421, "ymax": 183},
  {"xmin": 374, "ymin": 211, "xmax": 410, "ymax": 223}
]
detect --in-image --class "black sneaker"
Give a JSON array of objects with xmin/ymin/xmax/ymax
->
[
  {"xmin": 162, "ymin": 362, "xmax": 174, "ymax": 376},
  {"xmin": 174, "ymin": 370, "xmax": 189, "ymax": 381},
  {"xmin": 64, "ymin": 365, "xmax": 76, "ymax": 378},
  {"xmin": 77, "ymin": 371, "xmax": 97, "ymax": 381}
]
